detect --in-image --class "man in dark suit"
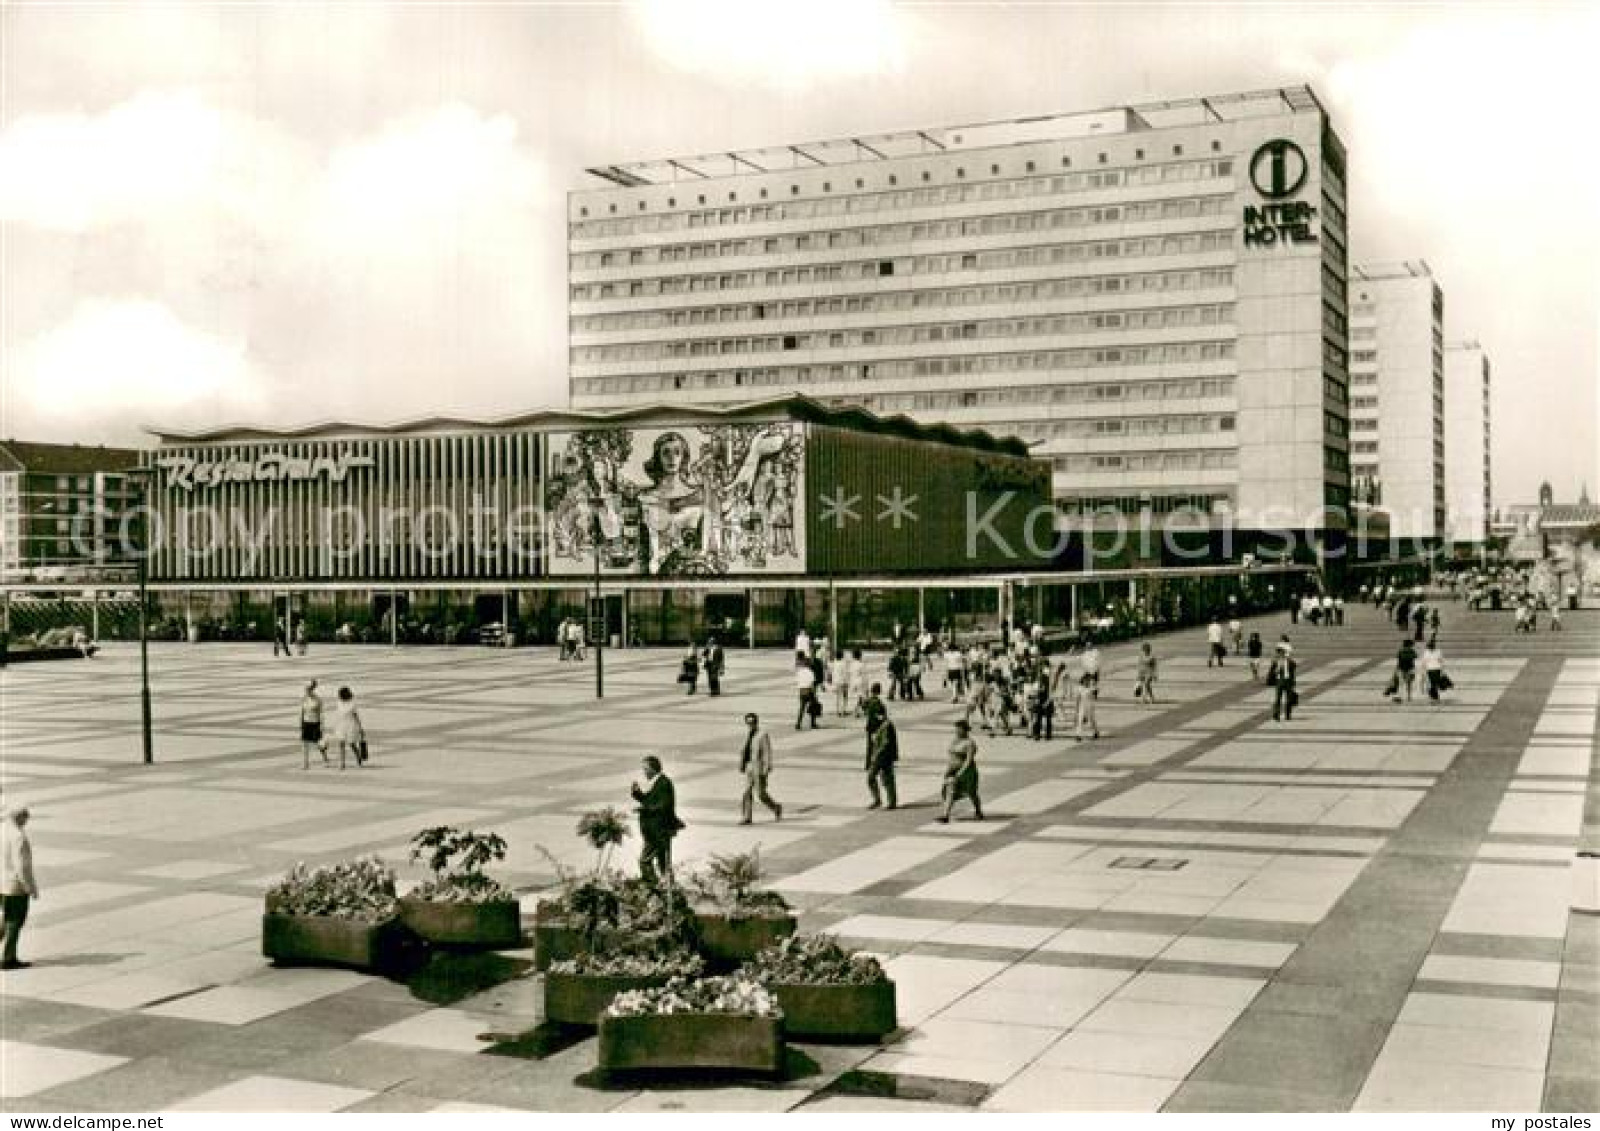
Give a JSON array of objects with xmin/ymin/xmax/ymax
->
[
  {"xmin": 866, "ymin": 711, "xmax": 899, "ymax": 811},
  {"xmin": 630, "ymin": 756, "xmax": 684, "ymax": 886},
  {"xmin": 704, "ymin": 635, "xmax": 725, "ymax": 696}
]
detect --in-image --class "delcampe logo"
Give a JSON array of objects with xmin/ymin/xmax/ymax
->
[{"xmin": 1249, "ymin": 139, "xmax": 1308, "ymax": 199}]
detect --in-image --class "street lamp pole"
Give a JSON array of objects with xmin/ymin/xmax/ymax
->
[
  {"xmin": 590, "ymin": 503, "xmax": 604, "ymax": 700},
  {"xmin": 126, "ymin": 467, "xmax": 155, "ymax": 765}
]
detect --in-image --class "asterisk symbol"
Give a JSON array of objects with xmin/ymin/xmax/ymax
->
[
  {"xmin": 877, "ymin": 486, "xmax": 919, "ymax": 529},
  {"xmin": 818, "ymin": 486, "xmax": 861, "ymax": 530}
]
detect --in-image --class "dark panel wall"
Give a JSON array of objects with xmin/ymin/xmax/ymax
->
[{"xmin": 804, "ymin": 425, "xmax": 1053, "ymax": 575}]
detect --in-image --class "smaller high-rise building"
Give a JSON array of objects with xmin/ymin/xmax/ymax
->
[
  {"xmin": 1347, "ymin": 261, "xmax": 1444, "ymax": 544},
  {"xmin": 0, "ymin": 440, "xmax": 146, "ymax": 580},
  {"xmin": 1443, "ymin": 341, "xmax": 1492, "ymax": 551}
]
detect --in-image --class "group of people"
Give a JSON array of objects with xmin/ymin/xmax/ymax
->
[
  {"xmin": 554, "ymin": 618, "xmax": 587, "ymax": 661},
  {"xmin": 1289, "ymin": 593, "xmax": 1346, "ymax": 626},
  {"xmin": 678, "ymin": 636, "xmax": 727, "ymax": 695},
  {"xmin": 272, "ymin": 617, "xmax": 309, "ymax": 657},
  {"xmin": 296, "ymin": 681, "xmax": 368, "ymax": 769}
]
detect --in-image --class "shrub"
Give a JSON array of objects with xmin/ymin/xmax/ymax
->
[
  {"xmin": 407, "ymin": 826, "xmax": 513, "ymax": 903},
  {"xmin": 744, "ymin": 933, "xmax": 888, "ymax": 986},
  {"xmin": 605, "ymin": 974, "xmax": 780, "ymax": 1019},
  {"xmin": 266, "ymin": 857, "xmax": 398, "ymax": 921}
]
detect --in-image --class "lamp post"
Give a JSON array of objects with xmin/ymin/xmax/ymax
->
[
  {"xmin": 589, "ymin": 499, "xmax": 604, "ymax": 700},
  {"xmin": 124, "ymin": 467, "xmax": 155, "ymax": 765}
]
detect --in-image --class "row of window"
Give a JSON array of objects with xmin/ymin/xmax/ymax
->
[
  {"xmin": 997, "ymin": 414, "xmax": 1235, "ymax": 441},
  {"xmin": 571, "ymin": 303, "xmax": 1236, "ymax": 366},
  {"xmin": 571, "ymin": 268, "xmax": 1238, "ymax": 335},
  {"xmin": 869, "ymin": 376, "xmax": 1236, "ymax": 414},
  {"xmin": 575, "ymin": 340, "xmax": 1236, "ymax": 396},
  {"xmin": 1056, "ymin": 492, "xmax": 1232, "ymax": 516},
  {"xmin": 571, "ymin": 157, "xmax": 1237, "ymax": 236},
  {"xmin": 573, "ymin": 196, "xmax": 1230, "ymax": 271},
  {"xmin": 570, "ymin": 231, "xmax": 1236, "ymax": 303},
  {"xmin": 1051, "ymin": 450, "xmax": 1238, "ymax": 474}
]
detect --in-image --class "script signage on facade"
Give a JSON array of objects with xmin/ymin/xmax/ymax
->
[{"xmin": 157, "ymin": 452, "xmax": 376, "ymax": 491}]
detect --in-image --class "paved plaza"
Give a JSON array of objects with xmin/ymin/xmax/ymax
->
[{"xmin": 1, "ymin": 602, "xmax": 1596, "ymax": 1113}]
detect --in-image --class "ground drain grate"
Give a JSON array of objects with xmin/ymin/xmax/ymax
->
[
  {"xmin": 1111, "ymin": 856, "xmax": 1189, "ymax": 871},
  {"xmin": 806, "ymin": 1069, "xmax": 990, "ymax": 1108}
]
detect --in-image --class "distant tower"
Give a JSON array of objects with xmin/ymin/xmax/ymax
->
[
  {"xmin": 1581, "ymin": 483, "xmax": 1591, "ymax": 506},
  {"xmin": 1539, "ymin": 481, "xmax": 1553, "ymax": 507}
]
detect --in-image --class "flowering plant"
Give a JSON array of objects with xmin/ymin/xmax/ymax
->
[
  {"xmin": 604, "ymin": 975, "xmax": 781, "ymax": 1019},
  {"xmin": 550, "ymin": 945, "xmax": 704, "ymax": 980},
  {"xmin": 407, "ymin": 826, "xmax": 514, "ymax": 903},
  {"xmin": 685, "ymin": 849, "xmax": 793, "ymax": 919},
  {"xmin": 266, "ymin": 856, "xmax": 399, "ymax": 921},
  {"xmin": 744, "ymin": 933, "xmax": 888, "ymax": 986}
]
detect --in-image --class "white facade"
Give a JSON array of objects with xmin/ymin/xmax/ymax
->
[
  {"xmin": 1347, "ymin": 262, "xmax": 1444, "ymax": 542},
  {"xmin": 1443, "ymin": 341, "xmax": 1492, "ymax": 547},
  {"xmin": 567, "ymin": 86, "xmax": 1350, "ymax": 537}
]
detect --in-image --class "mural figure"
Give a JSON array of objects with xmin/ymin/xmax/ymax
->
[{"xmin": 547, "ymin": 424, "xmax": 802, "ymax": 577}]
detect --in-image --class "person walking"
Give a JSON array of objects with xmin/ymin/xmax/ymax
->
[
  {"xmin": 846, "ymin": 649, "xmax": 867, "ymax": 717},
  {"xmin": 1422, "ymin": 639, "xmax": 1446, "ymax": 704},
  {"xmin": 1412, "ymin": 602, "xmax": 1428, "ymax": 642},
  {"xmin": 1072, "ymin": 669, "xmax": 1099, "ymax": 740},
  {"xmin": 907, "ymin": 648, "xmax": 926, "ymax": 700},
  {"xmin": 937, "ymin": 720, "xmax": 983, "ymax": 823},
  {"xmin": 1269, "ymin": 640, "xmax": 1298, "ymax": 722},
  {"xmin": 1, "ymin": 806, "xmax": 40, "ymax": 969},
  {"xmin": 944, "ymin": 641, "xmax": 967, "ymax": 702},
  {"xmin": 294, "ymin": 620, "xmax": 309, "ymax": 656},
  {"xmin": 631, "ymin": 756, "xmax": 683, "ymax": 886},
  {"xmin": 738, "ymin": 713, "xmax": 782, "ymax": 824},
  {"xmin": 832, "ymin": 651, "xmax": 851, "ymax": 716},
  {"xmin": 332, "ymin": 686, "xmax": 367, "ymax": 770},
  {"xmin": 1134, "ymin": 642, "xmax": 1158, "ymax": 704},
  {"xmin": 1246, "ymin": 631, "xmax": 1264, "ymax": 681},
  {"xmin": 300, "ymin": 680, "xmax": 329, "ymax": 769},
  {"xmin": 1393, "ymin": 637, "xmax": 1418, "ymax": 702},
  {"xmin": 678, "ymin": 644, "xmax": 700, "ymax": 695},
  {"xmin": 1207, "ymin": 618, "xmax": 1226, "ymax": 667},
  {"xmin": 865, "ymin": 710, "xmax": 899, "ymax": 811},
  {"xmin": 704, "ymin": 635, "xmax": 725, "ymax": 696},
  {"xmin": 273, "ymin": 617, "xmax": 290, "ymax": 657},
  {"xmin": 1228, "ymin": 617, "xmax": 1243, "ymax": 655},
  {"xmin": 794, "ymin": 653, "xmax": 820, "ymax": 729},
  {"xmin": 794, "ymin": 627, "xmax": 812, "ymax": 659}
]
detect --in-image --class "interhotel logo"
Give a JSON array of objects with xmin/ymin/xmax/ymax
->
[
  {"xmin": 157, "ymin": 451, "xmax": 376, "ymax": 491},
  {"xmin": 1243, "ymin": 138, "xmax": 1318, "ymax": 249}
]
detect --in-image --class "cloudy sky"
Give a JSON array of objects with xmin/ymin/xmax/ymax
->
[{"xmin": 3, "ymin": 1, "xmax": 1596, "ymax": 506}]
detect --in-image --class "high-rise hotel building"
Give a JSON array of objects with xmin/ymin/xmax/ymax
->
[
  {"xmin": 569, "ymin": 86, "xmax": 1351, "ymax": 550},
  {"xmin": 1443, "ymin": 341, "xmax": 1492, "ymax": 550},
  {"xmin": 1347, "ymin": 261, "xmax": 1445, "ymax": 544}
]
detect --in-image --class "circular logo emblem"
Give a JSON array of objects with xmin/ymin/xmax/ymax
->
[{"xmin": 1249, "ymin": 139, "xmax": 1308, "ymax": 199}]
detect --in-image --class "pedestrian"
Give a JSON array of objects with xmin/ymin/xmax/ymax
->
[
  {"xmin": 294, "ymin": 620, "xmax": 308, "ymax": 656},
  {"xmin": 273, "ymin": 617, "xmax": 290, "ymax": 657},
  {"xmin": 794, "ymin": 653, "xmax": 819, "ymax": 729},
  {"xmin": 1550, "ymin": 603, "xmax": 1563, "ymax": 632},
  {"xmin": 1269, "ymin": 640, "xmax": 1298, "ymax": 721},
  {"xmin": 1135, "ymin": 642, "xmax": 1158, "ymax": 703},
  {"xmin": 567, "ymin": 618, "xmax": 586, "ymax": 660},
  {"xmin": 631, "ymin": 755, "xmax": 683, "ymax": 886},
  {"xmin": 1334, "ymin": 596, "xmax": 1346, "ymax": 626},
  {"xmin": 887, "ymin": 648, "xmax": 906, "ymax": 700},
  {"xmin": 332, "ymin": 686, "xmax": 367, "ymax": 770},
  {"xmin": 1073, "ymin": 669, "xmax": 1099, "ymax": 740},
  {"xmin": 795, "ymin": 627, "xmax": 812, "ymax": 658},
  {"xmin": 1246, "ymin": 631, "xmax": 1263, "ymax": 681},
  {"xmin": 704, "ymin": 635, "xmax": 725, "ymax": 696},
  {"xmin": 833, "ymin": 650, "xmax": 850, "ymax": 715},
  {"xmin": 557, "ymin": 618, "xmax": 571, "ymax": 660},
  {"xmin": 1207, "ymin": 618, "xmax": 1226, "ymax": 667},
  {"xmin": 1229, "ymin": 617, "xmax": 1243, "ymax": 655},
  {"xmin": 907, "ymin": 648, "xmax": 926, "ymax": 700},
  {"xmin": 846, "ymin": 649, "xmax": 867, "ymax": 716},
  {"xmin": 300, "ymin": 680, "xmax": 329, "ymax": 769},
  {"xmin": 865, "ymin": 710, "xmax": 899, "ymax": 810},
  {"xmin": 1, "ymin": 805, "xmax": 40, "ymax": 969},
  {"xmin": 1412, "ymin": 602, "xmax": 1428, "ymax": 642},
  {"xmin": 1393, "ymin": 636, "xmax": 1417, "ymax": 702},
  {"xmin": 944, "ymin": 641, "xmax": 966, "ymax": 702},
  {"xmin": 1028, "ymin": 666, "xmax": 1054, "ymax": 740},
  {"xmin": 1422, "ymin": 639, "xmax": 1446, "ymax": 703},
  {"xmin": 738, "ymin": 713, "xmax": 782, "ymax": 824},
  {"xmin": 678, "ymin": 644, "xmax": 700, "ymax": 695},
  {"xmin": 937, "ymin": 719, "xmax": 983, "ymax": 823}
]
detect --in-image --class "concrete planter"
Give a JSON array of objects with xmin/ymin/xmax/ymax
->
[
  {"xmin": 543, "ymin": 970, "xmax": 669, "ymax": 1027},
  {"xmin": 261, "ymin": 912, "xmax": 404, "ymax": 971},
  {"xmin": 769, "ymin": 980, "xmax": 897, "ymax": 1041},
  {"xmin": 398, "ymin": 896, "xmax": 522, "ymax": 948},
  {"xmin": 531, "ymin": 908, "xmax": 586, "ymax": 971},
  {"xmin": 597, "ymin": 1012, "xmax": 783, "ymax": 1075},
  {"xmin": 693, "ymin": 912, "xmax": 797, "ymax": 970}
]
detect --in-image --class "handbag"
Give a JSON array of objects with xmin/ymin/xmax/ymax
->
[
  {"xmin": 1438, "ymin": 672, "xmax": 1454, "ymax": 691},
  {"xmin": 807, "ymin": 694, "xmax": 822, "ymax": 718},
  {"xmin": 357, "ymin": 739, "xmax": 369, "ymax": 765}
]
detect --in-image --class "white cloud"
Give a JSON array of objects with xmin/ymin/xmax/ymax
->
[
  {"xmin": 10, "ymin": 299, "xmax": 264, "ymax": 430},
  {"xmin": 630, "ymin": 0, "xmax": 907, "ymax": 91}
]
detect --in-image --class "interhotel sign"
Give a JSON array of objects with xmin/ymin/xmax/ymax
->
[
  {"xmin": 1243, "ymin": 138, "xmax": 1318, "ymax": 249},
  {"xmin": 157, "ymin": 452, "xmax": 376, "ymax": 491}
]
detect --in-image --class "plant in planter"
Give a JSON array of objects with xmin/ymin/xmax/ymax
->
[
  {"xmin": 744, "ymin": 933, "xmax": 897, "ymax": 1041},
  {"xmin": 684, "ymin": 848, "xmax": 797, "ymax": 969},
  {"xmin": 598, "ymin": 974, "xmax": 784, "ymax": 1075},
  {"xmin": 399, "ymin": 826, "xmax": 521, "ymax": 948},
  {"xmin": 532, "ymin": 808, "xmax": 633, "ymax": 969},
  {"xmin": 262, "ymin": 856, "xmax": 407, "ymax": 971},
  {"xmin": 543, "ymin": 942, "xmax": 705, "ymax": 1028}
]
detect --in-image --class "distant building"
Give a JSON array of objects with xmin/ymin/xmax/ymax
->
[
  {"xmin": 1347, "ymin": 261, "xmax": 1445, "ymax": 544},
  {"xmin": 0, "ymin": 440, "xmax": 146, "ymax": 580},
  {"xmin": 1443, "ymin": 341, "xmax": 1492, "ymax": 550}
]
